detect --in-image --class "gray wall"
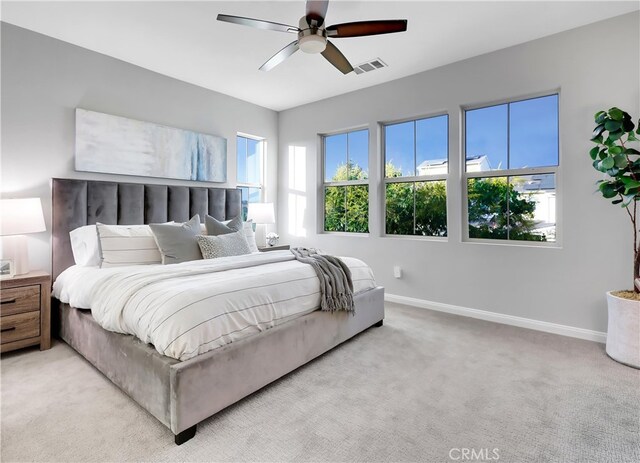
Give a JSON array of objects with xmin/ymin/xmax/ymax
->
[
  {"xmin": 277, "ymin": 12, "xmax": 640, "ymax": 333},
  {"xmin": 1, "ymin": 23, "xmax": 279, "ymax": 273}
]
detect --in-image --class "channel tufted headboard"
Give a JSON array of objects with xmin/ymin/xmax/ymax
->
[{"xmin": 51, "ymin": 178, "xmax": 241, "ymax": 280}]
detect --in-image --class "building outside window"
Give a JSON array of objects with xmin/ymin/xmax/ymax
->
[
  {"xmin": 383, "ymin": 114, "xmax": 449, "ymax": 237},
  {"xmin": 322, "ymin": 129, "xmax": 369, "ymax": 233},
  {"xmin": 236, "ymin": 134, "xmax": 265, "ymax": 220},
  {"xmin": 464, "ymin": 93, "xmax": 559, "ymax": 242}
]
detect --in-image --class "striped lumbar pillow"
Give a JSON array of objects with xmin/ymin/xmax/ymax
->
[{"xmin": 96, "ymin": 223, "xmax": 163, "ymax": 268}]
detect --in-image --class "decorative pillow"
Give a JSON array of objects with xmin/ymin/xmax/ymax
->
[
  {"xmin": 205, "ymin": 214, "xmax": 242, "ymax": 236},
  {"xmin": 70, "ymin": 225, "xmax": 101, "ymax": 267},
  {"xmin": 197, "ymin": 231, "xmax": 251, "ymax": 259},
  {"xmin": 96, "ymin": 223, "xmax": 163, "ymax": 268},
  {"xmin": 242, "ymin": 221, "xmax": 259, "ymax": 253},
  {"xmin": 149, "ymin": 215, "xmax": 202, "ymax": 265}
]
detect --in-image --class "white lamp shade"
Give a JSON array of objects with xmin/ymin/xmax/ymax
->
[
  {"xmin": 247, "ymin": 202, "xmax": 275, "ymax": 224},
  {"xmin": 0, "ymin": 198, "xmax": 46, "ymax": 236}
]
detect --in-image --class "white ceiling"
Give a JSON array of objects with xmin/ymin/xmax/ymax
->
[{"xmin": 2, "ymin": 1, "xmax": 638, "ymax": 111}]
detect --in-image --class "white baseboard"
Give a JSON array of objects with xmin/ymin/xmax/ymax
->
[{"xmin": 385, "ymin": 293, "xmax": 606, "ymax": 344}]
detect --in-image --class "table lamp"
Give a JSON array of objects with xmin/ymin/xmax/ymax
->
[
  {"xmin": 0, "ymin": 198, "xmax": 46, "ymax": 275},
  {"xmin": 247, "ymin": 202, "xmax": 275, "ymax": 248}
]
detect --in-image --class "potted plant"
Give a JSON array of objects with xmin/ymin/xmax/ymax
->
[{"xmin": 590, "ymin": 107, "xmax": 640, "ymax": 368}]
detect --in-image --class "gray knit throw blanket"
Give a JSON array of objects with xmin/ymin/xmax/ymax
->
[{"xmin": 290, "ymin": 247, "xmax": 355, "ymax": 314}]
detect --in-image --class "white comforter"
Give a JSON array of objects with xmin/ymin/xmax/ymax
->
[{"xmin": 53, "ymin": 251, "xmax": 376, "ymax": 361}]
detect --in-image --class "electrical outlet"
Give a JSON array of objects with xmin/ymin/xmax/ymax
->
[{"xmin": 393, "ymin": 266, "xmax": 402, "ymax": 278}]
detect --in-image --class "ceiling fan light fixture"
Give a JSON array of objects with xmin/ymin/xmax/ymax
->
[{"xmin": 299, "ymin": 34, "xmax": 327, "ymax": 53}]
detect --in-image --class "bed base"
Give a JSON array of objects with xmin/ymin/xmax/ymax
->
[{"xmin": 56, "ymin": 286, "xmax": 384, "ymax": 445}]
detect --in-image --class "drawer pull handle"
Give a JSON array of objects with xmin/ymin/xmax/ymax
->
[
  {"xmin": 1, "ymin": 327, "xmax": 16, "ymax": 333},
  {"xmin": 0, "ymin": 299, "xmax": 16, "ymax": 305}
]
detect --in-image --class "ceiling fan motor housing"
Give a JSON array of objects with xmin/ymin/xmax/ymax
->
[{"xmin": 298, "ymin": 16, "xmax": 327, "ymax": 54}]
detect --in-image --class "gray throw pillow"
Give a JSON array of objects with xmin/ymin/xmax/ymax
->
[
  {"xmin": 205, "ymin": 214, "xmax": 242, "ymax": 236},
  {"xmin": 149, "ymin": 215, "xmax": 202, "ymax": 264},
  {"xmin": 197, "ymin": 231, "xmax": 251, "ymax": 259}
]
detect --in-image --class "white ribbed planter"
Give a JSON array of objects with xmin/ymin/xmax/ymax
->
[{"xmin": 606, "ymin": 291, "xmax": 640, "ymax": 369}]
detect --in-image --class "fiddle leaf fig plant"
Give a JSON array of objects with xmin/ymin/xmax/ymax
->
[{"xmin": 590, "ymin": 108, "xmax": 640, "ymax": 293}]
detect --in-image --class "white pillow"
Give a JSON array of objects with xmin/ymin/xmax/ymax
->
[
  {"xmin": 69, "ymin": 225, "xmax": 101, "ymax": 267},
  {"xmin": 242, "ymin": 221, "xmax": 259, "ymax": 253},
  {"xmin": 96, "ymin": 223, "xmax": 164, "ymax": 268}
]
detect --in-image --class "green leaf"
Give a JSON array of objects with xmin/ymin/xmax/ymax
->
[
  {"xmin": 624, "ymin": 148, "xmax": 640, "ymax": 156},
  {"xmin": 600, "ymin": 182, "xmax": 618, "ymax": 198},
  {"xmin": 599, "ymin": 149, "xmax": 608, "ymax": 160},
  {"xmin": 620, "ymin": 176, "xmax": 640, "ymax": 188},
  {"xmin": 609, "ymin": 145, "xmax": 623, "ymax": 155},
  {"xmin": 614, "ymin": 154, "xmax": 629, "ymax": 168},
  {"xmin": 623, "ymin": 118, "xmax": 636, "ymax": 132},
  {"xmin": 612, "ymin": 198, "xmax": 623, "ymax": 205},
  {"xmin": 592, "ymin": 124, "xmax": 605, "ymax": 139},
  {"xmin": 628, "ymin": 132, "xmax": 638, "ymax": 142},
  {"xmin": 601, "ymin": 157, "xmax": 615, "ymax": 169},
  {"xmin": 605, "ymin": 120, "xmax": 622, "ymax": 131},
  {"xmin": 609, "ymin": 107, "xmax": 624, "ymax": 121},
  {"xmin": 608, "ymin": 130, "xmax": 624, "ymax": 141},
  {"xmin": 589, "ymin": 147, "xmax": 600, "ymax": 160},
  {"xmin": 595, "ymin": 111, "xmax": 607, "ymax": 124},
  {"xmin": 592, "ymin": 135, "xmax": 604, "ymax": 144}
]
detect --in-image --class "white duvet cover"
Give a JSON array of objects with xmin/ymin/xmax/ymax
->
[{"xmin": 53, "ymin": 251, "xmax": 376, "ymax": 361}]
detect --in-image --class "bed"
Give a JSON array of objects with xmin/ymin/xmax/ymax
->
[{"xmin": 51, "ymin": 178, "xmax": 384, "ymax": 445}]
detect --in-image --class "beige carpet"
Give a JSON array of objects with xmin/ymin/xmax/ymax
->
[{"xmin": 1, "ymin": 303, "xmax": 639, "ymax": 463}]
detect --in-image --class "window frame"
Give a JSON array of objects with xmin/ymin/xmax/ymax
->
[
  {"xmin": 320, "ymin": 126, "xmax": 370, "ymax": 235},
  {"xmin": 236, "ymin": 133, "xmax": 266, "ymax": 218},
  {"xmin": 381, "ymin": 110, "xmax": 450, "ymax": 240},
  {"xmin": 461, "ymin": 90, "xmax": 562, "ymax": 247}
]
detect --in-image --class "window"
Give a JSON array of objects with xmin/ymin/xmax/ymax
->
[
  {"xmin": 322, "ymin": 129, "xmax": 369, "ymax": 233},
  {"xmin": 464, "ymin": 94, "xmax": 559, "ymax": 242},
  {"xmin": 383, "ymin": 114, "xmax": 448, "ymax": 237},
  {"xmin": 236, "ymin": 134, "xmax": 265, "ymax": 220}
]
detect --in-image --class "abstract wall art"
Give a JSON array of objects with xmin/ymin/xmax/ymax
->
[{"xmin": 75, "ymin": 109, "xmax": 227, "ymax": 182}]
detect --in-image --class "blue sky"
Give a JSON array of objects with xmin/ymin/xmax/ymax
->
[
  {"xmin": 385, "ymin": 115, "xmax": 449, "ymax": 176},
  {"xmin": 325, "ymin": 94, "xmax": 558, "ymax": 181},
  {"xmin": 324, "ymin": 129, "xmax": 369, "ymax": 181},
  {"xmin": 466, "ymin": 94, "xmax": 558, "ymax": 170},
  {"xmin": 237, "ymin": 136, "xmax": 261, "ymax": 184}
]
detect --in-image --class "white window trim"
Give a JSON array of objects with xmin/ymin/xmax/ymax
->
[
  {"xmin": 381, "ymin": 111, "xmax": 449, "ymax": 239},
  {"xmin": 320, "ymin": 126, "xmax": 370, "ymax": 235},
  {"xmin": 461, "ymin": 90, "xmax": 562, "ymax": 247},
  {"xmin": 236, "ymin": 133, "xmax": 266, "ymax": 202}
]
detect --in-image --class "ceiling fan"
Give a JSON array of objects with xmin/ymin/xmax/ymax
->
[{"xmin": 217, "ymin": 0, "xmax": 408, "ymax": 74}]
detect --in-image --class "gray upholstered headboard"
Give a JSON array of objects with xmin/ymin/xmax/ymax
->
[{"xmin": 52, "ymin": 178, "xmax": 241, "ymax": 280}]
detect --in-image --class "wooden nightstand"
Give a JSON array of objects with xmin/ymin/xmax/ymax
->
[
  {"xmin": 258, "ymin": 244, "xmax": 290, "ymax": 252},
  {"xmin": 0, "ymin": 270, "xmax": 51, "ymax": 353}
]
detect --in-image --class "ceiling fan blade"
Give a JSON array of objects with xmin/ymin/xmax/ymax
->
[
  {"xmin": 306, "ymin": 0, "xmax": 329, "ymax": 26},
  {"xmin": 326, "ymin": 20, "xmax": 408, "ymax": 38},
  {"xmin": 321, "ymin": 41, "xmax": 354, "ymax": 75},
  {"xmin": 217, "ymin": 14, "xmax": 299, "ymax": 34},
  {"xmin": 259, "ymin": 41, "xmax": 300, "ymax": 72}
]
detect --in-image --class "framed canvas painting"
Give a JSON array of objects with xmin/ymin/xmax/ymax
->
[{"xmin": 75, "ymin": 109, "xmax": 227, "ymax": 182}]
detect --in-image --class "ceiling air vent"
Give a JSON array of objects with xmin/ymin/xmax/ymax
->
[{"xmin": 353, "ymin": 58, "xmax": 387, "ymax": 75}]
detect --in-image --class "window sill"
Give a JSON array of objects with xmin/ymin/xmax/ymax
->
[
  {"xmin": 381, "ymin": 234, "xmax": 448, "ymax": 242},
  {"xmin": 320, "ymin": 231, "xmax": 370, "ymax": 238},
  {"xmin": 462, "ymin": 238, "xmax": 561, "ymax": 249}
]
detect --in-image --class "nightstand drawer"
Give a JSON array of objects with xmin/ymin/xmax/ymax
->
[
  {"xmin": 0, "ymin": 285, "xmax": 40, "ymax": 316},
  {"xmin": 0, "ymin": 311, "xmax": 40, "ymax": 344}
]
